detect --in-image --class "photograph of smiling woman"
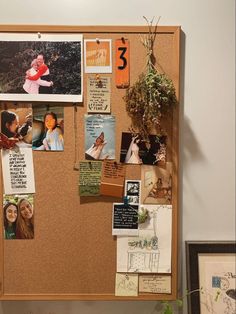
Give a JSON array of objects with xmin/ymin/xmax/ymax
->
[
  {"xmin": 16, "ymin": 197, "xmax": 34, "ymax": 239},
  {"xmin": 3, "ymin": 202, "xmax": 18, "ymax": 239}
]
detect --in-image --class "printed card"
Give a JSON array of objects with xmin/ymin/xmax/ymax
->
[
  {"xmin": 1, "ymin": 147, "xmax": 35, "ymax": 194},
  {"xmin": 100, "ymin": 160, "xmax": 126, "ymax": 198},
  {"xmin": 115, "ymin": 273, "xmax": 138, "ymax": 296},
  {"xmin": 139, "ymin": 275, "xmax": 171, "ymax": 294},
  {"xmin": 117, "ymin": 205, "xmax": 172, "ymax": 273},
  {"xmin": 79, "ymin": 161, "xmax": 102, "ymax": 196},
  {"xmin": 112, "ymin": 203, "xmax": 139, "ymax": 236},
  {"xmin": 125, "ymin": 180, "xmax": 141, "ymax": 205},
  {"xmin": 85, "ymin": 114, "xmax": 115, "ymax": 160},
  {"xmin": 87, "ymin": 76, "xmax": 111, "ymax": 113}
]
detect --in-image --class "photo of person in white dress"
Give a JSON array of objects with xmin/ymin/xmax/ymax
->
[{"xmin": 125, "ymin": 135, "xmax": 142, "ymax": 164}]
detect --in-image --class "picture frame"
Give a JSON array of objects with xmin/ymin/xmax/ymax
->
[
  {"xmin": 186, "ymin": 241, "xmax": 236, "ymax": 314},
  {"xmin": 0, "ymin": 33, "xmax": 83, "ymax": 102}
]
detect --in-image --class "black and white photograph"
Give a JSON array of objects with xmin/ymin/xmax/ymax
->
[
  {"xmin": 125, "ymin": 180, "xmax": 141, "ymax": 205},
  {"xmin": 0, "ymin": 33, "xmax": 83, "ymax": 102}
]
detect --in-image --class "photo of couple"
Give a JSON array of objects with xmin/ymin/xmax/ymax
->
[
  {"xmin": 23, "ymin": 54, "xmax": 53, "ymax": 95},
  {"xmin": 120, "ymin": 132, "xmax": 167, "ymax": 165},
  {"xmin": 0, "ymin": 33, "xmax": 83, "ymax": 102},
  {"xmin": 3, "ymin": 194, "xmax": 34, "ymax": 239}
]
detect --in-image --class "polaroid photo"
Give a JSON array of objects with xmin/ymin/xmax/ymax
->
[{"xmin": 84, "ymin": 39, "xmax": 112, "ymax": 73}]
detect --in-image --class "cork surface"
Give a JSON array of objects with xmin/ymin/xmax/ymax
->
[{"xmin": 0, "ymin": 26, "xmax": 180, "ymax": 299}]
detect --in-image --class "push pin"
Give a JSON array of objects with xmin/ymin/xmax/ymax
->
[
  {"xmin": 121, "ymin": 37, "xmax": 125, "ymax": 44},
  {"xmin": 37, "ymin": 32, "xmax": 41, "ymax": 39},
  {"xmin": 96, "ymin": 38, "xmax": 100, "ymax": 44}
]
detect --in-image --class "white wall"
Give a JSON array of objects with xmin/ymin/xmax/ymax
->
[{"xmin": 0, "ymin": 0, "xmax": 235, "ymax": 313}]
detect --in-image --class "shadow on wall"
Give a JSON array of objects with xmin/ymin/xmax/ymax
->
[{"xmin": 0, "ymin": 300, "xmax": 158, "ymax": 314}]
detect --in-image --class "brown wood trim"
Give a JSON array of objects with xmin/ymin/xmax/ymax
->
[{"xmin": 0, "ymin": 25, "xmax": 180, "ymax": 34}]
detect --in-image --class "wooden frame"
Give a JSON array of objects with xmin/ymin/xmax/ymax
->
[
  {"xmin": 0, "ymin": 25, "xmax": 180, "ymax": 300},
  {"xmin": 186, "ymin": 241, "xmax": 236, "ymax": 314}
]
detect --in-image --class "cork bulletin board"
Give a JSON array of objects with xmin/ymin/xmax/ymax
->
[{"xmin": 0, "ymin": 25, "xmax": 180, "ymax": 300}]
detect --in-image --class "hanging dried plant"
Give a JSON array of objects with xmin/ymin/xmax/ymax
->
[{"xmin": 124, "ymin": 17, "xmax": 178, "ymax": 141}]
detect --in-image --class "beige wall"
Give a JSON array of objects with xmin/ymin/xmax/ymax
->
[{"xmin": 0, "ymin": 0, "xmax": 235, "ymax": 313}]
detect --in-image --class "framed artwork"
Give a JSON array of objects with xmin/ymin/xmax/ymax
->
[
  {"xmin": 186, "ymin": 241, "xmax": 236, "ymax": 314},
  {"xmin": 0, "ymin": 33, "xmax": 83, "ymax": 102}
]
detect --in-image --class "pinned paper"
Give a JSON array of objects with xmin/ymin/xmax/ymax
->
[
  {"xmin": 117, "ymin": 205, "xmax": 172, "ymax": 273},
  {"xmin": 139, "ymin": 275, "xmax": 171, "ymax": 294},
  {"xmin": 79, "ymin": 161, "xmax": 102, "ymax": 196},
  {"xmin": 87, "ymin": 76, "xmax": 111, "ymax": 113},
  {"xmin": 115, "ymin": 39, "xmax": 130, "ymax": 88},
  {"xmin": 1, "ymin": 148, "xmax": 35, "ymax": 194},
  {"xmin": 100, "ymin": 160, "xmax": 126, "ymax": 198},
  {"xmin": 112, "ymin": 203, "xmax": 139, "ymax": 236},
  {"xmin": 115, "ymin": 273, "xmax": 138, "ymax": 296}
]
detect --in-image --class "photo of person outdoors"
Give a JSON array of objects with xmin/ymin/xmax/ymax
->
[
  {"xmin": 3, "ymin": 201, "xmax": 18, "ymax": 239},
  {"xmin": 0, "ymin": 34, "xmax": 83, "ymax": 102},
  {"xmin": 23, "ymin": 56, "xmax": 53, "ymax": 94},
  {"xmin": 3, "ymin": 194, "xmax": 34, "ymax": 239},
  {"xmin": 32, "ymin": 106, "xmax": 64, "ymax": 151},
  {"xmin": 0, "ymin": 107, "xmax": 32, "ymax": 149}
]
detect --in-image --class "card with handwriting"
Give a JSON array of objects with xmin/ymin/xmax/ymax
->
[
  {"xmin": 139, "ymin": 275, "xmax": 171, "ymax": 293},
  {"xmin": 79, "ymin": 161, "xmax": 102, "ymax": 196},
  {"xmin": 87, "ymin": 76, "xmax": 111, "ymax": 113},
  {"xmin": 115, "ymin": 273, "xmax": 138, "ymax": 296},
  {"xmin": 100, "ymin": 160, "xmax": 126, "ymax": 198},
  {"xmin": 112, "ymin": 203, "xmax": 139, "ymax": 236}
]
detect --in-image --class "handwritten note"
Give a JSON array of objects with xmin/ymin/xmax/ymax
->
[
  {"xmin": 87, "ymin": 76, "xmax": 111, "ymax": 113},
  {"xmin": 115, "ymin": 273, "xmax": 138, "ymax": 296},
  {"xmin": 139, "ymin": 275, "xmax": 171, "ymax": 293},
  {"xmin": 112, "ymin": 203, "xmax": 139, "ymax": 236},
  {"xmin": 1, "ymin": 148, "xmax": 35, "ymax": 194},
  {"xmin": 79, "ymin": 161, "xmax": 102, "ymax": 196},
  {"xmin": 100, "ymin": 160, "xmax": 126, "ymax": 197}
]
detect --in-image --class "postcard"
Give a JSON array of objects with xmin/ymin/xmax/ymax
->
[
  {"xmin": 84, "ymin": 39, "xmax": 112, "ymax": 73},
  {"xmin": 85, "ymin": 114, "xmax": 115, "ymax": 160},
  {"xmin": 141, "ymin": 163, "xmax": 172, "ymax": 204},
  {"xmin": 87, "ymin": 76, "xmax": 111, "ymax": 113},
  {"xmin": 1, "ymin": 105, "xmax": 32, "ymax": 149},
  {"xmin": 100, "ymin": 160, "xmax": 126, "ymax": 198},
  {"xmin": 115, "ymin": 273, "xmax": 138, "ymax": 297},
  {"xmin": 124, "ymin": 180, "xmax": 141, "ymax": 205},
  {"xmin": 199, "ymin": 254, "xmax": 236, "ymax": 314},
  {"xmin": 1, "ymin": 147, "xmax": 35, "ymax": 194},
  {"xmin": 117, "ymin": 205, "xmax": 172, "ymax": 273},
  {"xmin": 32, "ymin": 105, "xmax": 64, "ymax": 151},
  {"xmin": 112, "ymin": 203, "xmax": 139, "ymax": 236},
  {"xmin": 120, "ymin": 132, "xmax": 167, "ymax": 165},
  {"xmin": 0, "ymin": 33, "xmax": 83, "ymax": 102},
  {"xmin": 3, "ymin": 194, "xmax": 34, "ymax": 239},
  {"xmin": 79, "ymin": 161, "xmax": 102, "ymax": 197},
  {"xmin": 139, "ymin": 275, "xmax": 171, "ymax": 294}
]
